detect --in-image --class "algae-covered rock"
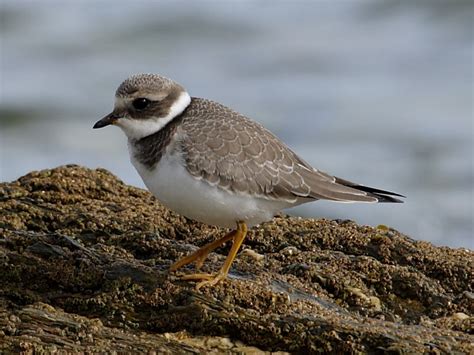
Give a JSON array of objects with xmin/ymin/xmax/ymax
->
[{"xmin": 0, "ymin": 165, "xmax": 472, "ymax": 353}]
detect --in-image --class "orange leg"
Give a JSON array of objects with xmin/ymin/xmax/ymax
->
[
  {"xmin": 181, "ymin": 221, "xmax": 248, "ymax": 289},
  {"xmin": 170, "ymin": 229, "xmax": 237, "ymax": 272}
]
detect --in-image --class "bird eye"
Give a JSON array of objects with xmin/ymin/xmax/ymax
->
[{"xmin": 132, "ymin": 98, "xmax": 151, "ymax": 110}]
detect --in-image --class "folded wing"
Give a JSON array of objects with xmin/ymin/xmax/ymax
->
[{"xmin": 180, "ymin": 98, "xmax": 404, "ymax": 204}]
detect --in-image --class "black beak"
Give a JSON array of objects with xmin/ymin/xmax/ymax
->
[{"xmin": 93, "ymin": 113, "xmax": 121, "ymax": 129}]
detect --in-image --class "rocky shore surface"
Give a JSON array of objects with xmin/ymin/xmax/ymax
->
[{"xmin": 0, "ymin": 165, "xmax": 472, "ymax": 353}]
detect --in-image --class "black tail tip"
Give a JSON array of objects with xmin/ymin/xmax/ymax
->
[
  {"xmin": 334, "ymin": 177, "xmax": 405, "ymax": 203},
  {"xmin": 375, "ymin": 194, "xmax": 405, "ymax": 203}
]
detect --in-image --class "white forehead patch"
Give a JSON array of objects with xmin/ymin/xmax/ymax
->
[{"xmin": 115, "ymin": 91, "xmax": 191, "ymax": 140}]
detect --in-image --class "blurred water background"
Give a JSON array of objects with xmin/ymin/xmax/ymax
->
[{"xmin": 1, "ymin": 1, "xmax": 472, "ymax": 248}]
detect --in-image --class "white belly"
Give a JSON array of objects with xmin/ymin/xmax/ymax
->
[{"xmin": 130, "ymin": 149, "xmax": 292, "ymax": 228}]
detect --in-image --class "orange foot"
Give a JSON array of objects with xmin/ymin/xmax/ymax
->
[
  {"xmin": 170, "ymin": 221, "xmax": 248, "ymax": 289},
  {"xmin": 180, "ymin": 272, "xmax": 227, "ymax": 290}
]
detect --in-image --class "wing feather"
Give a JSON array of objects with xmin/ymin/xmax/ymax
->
[{"xmin": 180, "ymin": 98, "xmax": 404, "ymax": 204}]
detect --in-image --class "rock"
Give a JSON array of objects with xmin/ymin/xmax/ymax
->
[{"xmin": 0, "ymin": 165, "xmax": 472, "ymax": 353}]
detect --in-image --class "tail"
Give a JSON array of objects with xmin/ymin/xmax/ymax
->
[{"xmin": 334, "ymin": 177, "xmax": 405, "ymax": 203}]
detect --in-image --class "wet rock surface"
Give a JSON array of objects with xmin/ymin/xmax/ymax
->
[{"xmin": 0, "ymin": 165, "xmax": 472, "ymax": 353}]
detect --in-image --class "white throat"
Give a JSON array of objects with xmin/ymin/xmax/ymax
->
[{"xmin": 116, "ymin": 91, "xmax": 191, "ymax": 140}]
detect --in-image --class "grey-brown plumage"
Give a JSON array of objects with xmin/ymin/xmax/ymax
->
[
  {"xmin": 132, "ymin": 114, "xmax": 184, "ymax": 169},
  {"xmin": 95, "ymin": 73, "xmax": 404, "ymax": 289},
  {"xmin": 132, "ymin": 97, "xmax": 403, "ymax": 204},
  {"xmin": 116, "ymin": 74, "xmax": 178, "ymax": 98}
]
